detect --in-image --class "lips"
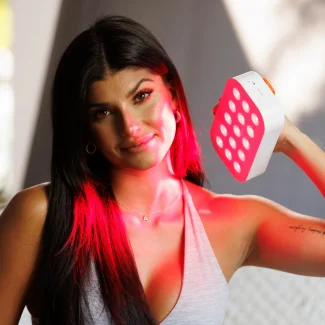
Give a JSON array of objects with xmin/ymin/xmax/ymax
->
[{"xmin": 121, "ymin": 133, "xmax": 155, "ymax": 149}]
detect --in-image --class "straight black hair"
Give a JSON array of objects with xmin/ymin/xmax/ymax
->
[{"xmin": 33, "ymin": 15, "xmax": 207, "ymax": 325}]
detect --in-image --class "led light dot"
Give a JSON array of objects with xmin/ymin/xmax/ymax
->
[
  {"xmin": 233, "ymin": 88, "xmax": 240, "ymax": 100},
  {"xmin": 242, "ymin": 101, "xmax": 250, "ymax": 113},
  {"xmin": 238, "ymin": 113, "xmax": 245, "ymax": 125},
  {"xmin": 238, "ymin": 150, "xmax": 245, "ymax": 161},
  {"xmin": 225, "ymin": 149, "xmax": 232, "ymax": 160},
  {"xmin": 242, "ymin": 138, "xmax": 250, "ymax": 150},
  {"xmin": 229, "ymin": 137, "xmax": 236, "ymax": 149},
  {"xmin": 247, "ymin": 126, "xmax": 254, "ymax": 138},
  {"xmin": 251, "ymin": 113, "xmax": 259, "ymax": 125},
  {"xmin": 234, "ymin": 161, "xmax": 241, "ymax": 173},
  {"xmin": 216, "ymin": 136, "xmax": 223, "ymax": 148},
  {"xmin": 229, "ymin": 100, "xmax": 236, "ymax": 112},
  {"xmin": 224, "ymin": 112, "xmax": 232, "ymax": 124},
  {"xmin": 233, "ymin": 125, "xmax": 241, "ymax": 137},
  {"xmin": 220, "ymin": 124, "xmax": 227, "ymax": 136}
]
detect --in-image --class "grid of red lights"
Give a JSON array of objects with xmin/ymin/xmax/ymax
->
[{"xmin": 211, "ymin": 78, "xmax": 265, "ymax": 182}]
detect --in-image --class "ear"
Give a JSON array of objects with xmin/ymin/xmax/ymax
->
[
  {"xmin": 162, "ymin": 74, "xmax": 179, "ymax": 111},
  {"xmin": 168, "ymin": 86, "xmax": 179, "ymax": 111}
]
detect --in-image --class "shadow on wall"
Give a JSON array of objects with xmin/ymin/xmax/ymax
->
[{"xmin": 23, "ymin": 0, "xmax": 88, "ymax": 189}]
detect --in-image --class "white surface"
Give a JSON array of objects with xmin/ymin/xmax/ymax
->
[{"xmin": 224, "ymin": 267, "xmax": 325, "ymax": 325}]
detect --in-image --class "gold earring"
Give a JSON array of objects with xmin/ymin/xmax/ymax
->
[{"xmin": 86, "ymin": 142, "xmax": 97, "ymax": 154}]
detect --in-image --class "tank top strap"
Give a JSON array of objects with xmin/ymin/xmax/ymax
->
[
  {"xmin": 180, "ymin": 178, "xmax": 228, "ymax": 283},
  {"xmin": 160, "ymin": 180, "xmax": 229, "ymax": 324}
]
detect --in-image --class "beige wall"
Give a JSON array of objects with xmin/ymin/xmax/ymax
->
[{"xmin": 10, "ymin": 0, "xmax": 62, "ymax": 194}]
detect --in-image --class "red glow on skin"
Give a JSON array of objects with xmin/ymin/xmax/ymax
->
[
  {"xmin": 170, "ymin": 117, "xmax": 202, "ymax": 180},
  {"xmin": 55, "ymin": 108, "xmax": 202, "ymax": 291},
  {"xmin": 55, "ymin": 125, "xmax": 201, "ymax": 286},
  {"xmin": 56, "ymin": 132, "xmax": 201, "ymax": 285}
]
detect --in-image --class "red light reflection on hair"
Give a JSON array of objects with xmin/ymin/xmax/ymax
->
[{"xmin": 58, "ymin": 181, "xmax": 130, "ymax": 288}]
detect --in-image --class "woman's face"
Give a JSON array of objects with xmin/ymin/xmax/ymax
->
[{"xmin": 87, "ymin": 67, "xmax": 179, "ymax": 171}]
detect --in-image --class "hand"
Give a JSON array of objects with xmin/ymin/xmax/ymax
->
[{"xmin": 273, "ymin": 116, "xmax": 299, "ymax": 153}]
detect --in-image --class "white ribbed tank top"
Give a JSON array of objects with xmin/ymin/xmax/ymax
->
[{"xmin": 32, "ymin": 179, "xmax": 229, "ymax": 324}]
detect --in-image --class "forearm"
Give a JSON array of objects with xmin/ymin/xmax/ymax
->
[{"xmin": 281, "ymin": 126, "xmax": 325, "ymax": 198}]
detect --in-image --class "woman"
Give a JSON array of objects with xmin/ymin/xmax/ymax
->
[{"xmin": 0, "ymin": 15, "xmax": 325, "ymax": 325}]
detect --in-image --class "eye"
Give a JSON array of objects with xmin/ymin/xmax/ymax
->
[
  {"xmin": 134, "ymin": 89, "xmax": 153, "ymax": 104},
  {"xmin": 94, "ymin": 109, "xmax": 111, "ymax": 120}
]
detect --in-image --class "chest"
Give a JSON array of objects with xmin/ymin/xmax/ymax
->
[
  {"xmin": 126, "ymin": 221, "xmax": 185, "ymax": 323},
  {"xmin": 126, "ymin": 213, "xmax": 244, "ymax": 323},
  {"xmin": 27, "ymin": 198, "xmax": 248, "ymax": 322}
]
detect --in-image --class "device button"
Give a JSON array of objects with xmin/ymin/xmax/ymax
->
[{"xmin": 262, "ymin": 77, "xmax": 275, "ymax": 94}]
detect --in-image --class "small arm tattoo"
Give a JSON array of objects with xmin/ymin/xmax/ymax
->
[{"xmin": 289, "ymin": 224, "xmax": 325, "ymax": 235}]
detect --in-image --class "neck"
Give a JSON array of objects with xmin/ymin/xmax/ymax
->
[{"xmin": 110, "ymin": 164, "xmax": 183, "ymax": 223}]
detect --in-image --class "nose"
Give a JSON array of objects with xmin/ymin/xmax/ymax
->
[{"xmin": 121, "ymin": 110, "xmax": 141, "ymax": 137}]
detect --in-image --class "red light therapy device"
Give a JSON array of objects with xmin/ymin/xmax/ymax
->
[{"xmin": 210, "ymin": 71, "xmax": 284, "ymax": 182}]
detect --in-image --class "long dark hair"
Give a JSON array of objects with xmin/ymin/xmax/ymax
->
[{"xmin": 35, "ymin": 15, "xmax": 207, "ymax": 324}]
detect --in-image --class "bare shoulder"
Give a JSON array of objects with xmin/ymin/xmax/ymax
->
[
  {"xmin": 184, "ymin": 179, "xmax": 272, "ymax": 220},
  {"xmin": 185, "ymin": 181, "xmax": 269, "ymax": 242},
  {"xmin": 1, "ymin": 182, "xmax": 50, "ymax": 233},
  {"xmin": 184, "ymin": 179, "xmax": 242, "ymax": 220},
  {"xmin": 0, "ymin": 182, "xmax": 50, "ymax": 323},
  {"xmin": 184, "ymin": 179, "xmax": 250, "ymax": 247}
]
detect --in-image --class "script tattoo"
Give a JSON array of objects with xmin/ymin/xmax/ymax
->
[{"xmin": 289, "ymin": 224, "xmax": 325, "ymax": 235}]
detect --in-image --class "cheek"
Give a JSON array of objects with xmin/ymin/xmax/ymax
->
[
  {"xmin": 148, "ymin": 98, "xmax": 176, "ymax": 131},
  {"xmin": 155, "ymin": 105, "xmax": 177, "ymax": 144}
]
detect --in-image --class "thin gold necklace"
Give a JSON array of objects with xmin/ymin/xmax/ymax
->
[{"xmin": 116, "ymin": 191, "xmax": 182, "ymax": 221}]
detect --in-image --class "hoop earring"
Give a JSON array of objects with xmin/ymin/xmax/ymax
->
[
  {"xmin": 174, "ymin": 110, "xmax": 181, "ymax": 123},
  {"xmin": 86, "ymin": 142, "xmax": 97, "ymax": 155}
]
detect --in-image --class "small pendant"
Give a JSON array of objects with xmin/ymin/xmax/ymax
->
[{"xmin": 143, "ymin": 215, "xmax": 148, "ymax": 221}]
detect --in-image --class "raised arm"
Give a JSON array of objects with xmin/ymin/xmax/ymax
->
[
  {"xmin": 0, "ymin": 185, "xmax": 48, "ymax": 325},
  {"xmin": 242, "ymin": 117, "xmax": 325, "ymax": 276},
  {"xmin": 274, "ymin": 116, "xmax": 325, "ymax": 197}
]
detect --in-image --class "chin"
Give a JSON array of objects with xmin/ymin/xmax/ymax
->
[
  {"xmin": 126, "ymin": 150, "xmax": 170, "ymax": 171},
  {"xmin": 127, "ymin": 157, "xmax": 161, "ymax": 171},
  {"xmin": 109, "ymin": 142, "xmax": 172, "ymax": 171}
]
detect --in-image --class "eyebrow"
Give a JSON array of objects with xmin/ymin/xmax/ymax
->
[
  {"xmin": 127, "ymin": 77, "xmax": 154, "ymax": 97},
  {"xmin": 88, "ymin": 77, "xmax": 154, "ymax": 110}
]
